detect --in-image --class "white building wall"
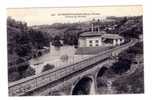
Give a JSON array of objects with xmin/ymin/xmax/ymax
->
[
  {"xmin": 79, "ymin": 38, "xmax": 86, "ymax": 47},
  {"xmin": 86, "ymin": 37, "xmax": 102, "ymax": 47},
  {"xmin": 121, "ymin": 39, "xmax": 125, "ymax": 44},
  {"xmin": 113, "ymin": 39, "xmax": 116, "ymax": 46},
  {"xmin": 79, "ymin": 36, "xmax": 125, "ymax": 47},
  {"xmin": 117, "ymin": 39, "xmax": 121, "ymax": 45},
  {"xmin": 113, "ymin": 38, "xmax": 124, "ymax": 46}
]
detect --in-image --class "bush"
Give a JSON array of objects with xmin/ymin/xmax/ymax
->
[
  {"xmin": 127, "ymin": 42, "xmax": 143, "ymax": 54},
  {"xmin": 111, "ymin": 59, "xmax": 131, "ymax": 74},
  {"xmin": 42, "ymin": 64, "xmax": 55, "ymax": 72},
  {"xmin": 8, "ymin": 67, "xmax": 17, "ymax": 73},
  {"xmin": 8, "ymin": 65, "xmax": 35, "ymax": 82},
  {"xmin": 22, "ymin": 66, "xmax": 35, "ymax": 78},
  {"xmin": 112, "ymin": 67, "xmax": 144, "ymax": 93},
  {"xmin": 8, "ymin": 71, "xmax": 20, "ymax": 82}
]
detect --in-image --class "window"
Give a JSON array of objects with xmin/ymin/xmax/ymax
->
[
  {"xmin": 96, "ymin": 44, "xmax": 99, "ymax": 46},
  {"xmin": 95, "ymin": 40, "xmax": 99, "ymax": 43},
  {"xmin": 89, "ymin": 40, "xmax": 92, "ymax": 43},
  {"xmin": 89, "ymin": 44, "xmax": 92, "ymax": 47}
]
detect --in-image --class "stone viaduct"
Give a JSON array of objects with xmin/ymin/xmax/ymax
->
[{"xmin": 8, "ymin": 39, "xmax": 137, "ymax": 96}]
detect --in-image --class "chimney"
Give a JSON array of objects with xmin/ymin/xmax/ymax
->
[
  {"xmin": 91, "ymin": 23, "xmax": 94, "ymax": 32},
  {"xmin": 97, "ymin": 19, "xmax": 100, "ymax": 32},
  {"xmin": 98, "ymin": 26, "xmax": 100, "ymax": 32}
]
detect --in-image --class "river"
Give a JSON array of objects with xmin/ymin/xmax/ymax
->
[{"xmin": 30, "ymin": 45, "xmax": 92, "ymax": 74}]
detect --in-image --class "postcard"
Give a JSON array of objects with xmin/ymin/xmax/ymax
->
[{"xmin": 7, "ymin": 5, "xmax": 144, "ymax": 96}]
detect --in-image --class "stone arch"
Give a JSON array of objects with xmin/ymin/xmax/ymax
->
[
  {"xmin": 96, "ymin": 66, "xmax": 108, "ymax": 88},
  {"xmin": 71, "ymin": 76, "xmax": 93, "ymax": 95},
  {"xmin": 97, "ymin": 67, "xmax": 108, "ymax": 77}
]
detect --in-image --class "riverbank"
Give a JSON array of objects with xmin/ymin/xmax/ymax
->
[{"xmin": 97, "ymin": 54, "xmax": 144, "ymax": 94}]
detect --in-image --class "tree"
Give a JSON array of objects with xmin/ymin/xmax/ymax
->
[
  {"xmin": 111, "ymin": 49, "xmax": 132, "ymax": 74},
  {"xmin": 17, "ymin": 64, "xmax": 29, "ymax": 78},
  {"xmin": 7, "ymin": 17, "xmax": 50, "ymax": 81},
  {"xmin": 52, "ymin": 35, "xmax": 62, "ymax": 47}
]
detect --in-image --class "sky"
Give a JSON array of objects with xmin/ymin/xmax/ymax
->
[{"xmin": 7, "ymin": 5, "xmax": 143, "ymax": 26}]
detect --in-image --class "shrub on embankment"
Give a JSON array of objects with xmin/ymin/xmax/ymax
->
[
  {"xmin": 42, "ymin": 64, "xmax": 55, "ymax": 72},
  {"xmin": 8, "ymin": 65, "xmax": 35, "ymax": 82}
]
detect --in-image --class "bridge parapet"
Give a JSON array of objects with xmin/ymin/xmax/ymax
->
[{"xmin": 8, "ymin": 39, "xmax": 137, "ymax": 96}]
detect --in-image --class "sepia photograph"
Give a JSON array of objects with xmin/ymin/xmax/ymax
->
[{"xmin": 7, "ymin": 5, "xmax": 144, "ymax": 96}]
